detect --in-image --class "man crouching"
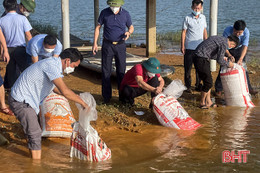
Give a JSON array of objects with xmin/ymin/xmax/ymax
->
[
  {"xmin": 119, "ymin": 57, "xmax": 165, "ymax": 107},
  {"xmin": 8, "ymin": 48, "xmax": 89, "ymax": 159}
]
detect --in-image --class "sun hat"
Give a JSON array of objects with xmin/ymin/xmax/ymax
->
[
  {"xmin": 142, "ymin": 57, "xmax": 161, "ymax": 74},
  {"xmin": 107, "ymin": 0, "xmax": 124, "ymax": 7},
  {"xmin": 21, "ymin": 0, "xmax": 36, "ymax": 13}
]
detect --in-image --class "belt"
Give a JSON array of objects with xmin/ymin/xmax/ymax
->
[{"xmin": 103, "ymin": 38, "xmax": 125, "ymax": 45}]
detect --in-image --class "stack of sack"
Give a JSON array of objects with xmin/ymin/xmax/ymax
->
[
  {"xmin": 153, "ymin": 80, "xmax": 201, "ymax": 130},
  {"xmin": 220, "ymin": 63, "xmax": 255, "ymax": 107}
]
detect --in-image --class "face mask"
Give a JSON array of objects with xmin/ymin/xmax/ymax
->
[
  {"xmin": 44, "ymin": 47, "xmax": 55, "ymax": 53},
  {"xmin": 192, "ymin": 10, "xmax": 200, "ymax": 16},
  {"xmin": 64, "ymin": 61, "xmax": 75, "ymax": 74},
  {"xmin": 147, "ymin": 72, "xmax": 156, "ymax": 78},
  {"xmin": 110, "ymin": 6, "xmax": 120, "ymax": 14},
  {"xmin": 23, "ymin": 11, "xmax": 30, "ymax": 17}
]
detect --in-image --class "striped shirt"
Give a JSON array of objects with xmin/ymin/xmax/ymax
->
[
  {"xmin": 11, "ymin": 57, "xmax": 64, "ymax": 114},
  {"xmin": 195, "ymin": 36, "xmax": 229, "ymax": 67}
]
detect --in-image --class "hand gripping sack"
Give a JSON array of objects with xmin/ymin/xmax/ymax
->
[
  {"xmin": 220, "ymin": 63, "xmax": 255, "ymax": 107},
  {"xmin": 70, "ymin": 92, "xmax": 111, "ymax": 162},
  {"xmin": 40, "ymin": 92, "xmax": 76, "ymax": 137},
  {"xmin": 153, "ymin": 93, "xmax": 201, "ymax": 130}
]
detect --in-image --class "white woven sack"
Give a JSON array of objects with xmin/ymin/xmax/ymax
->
[
  {"xmin": 40, "ymin": 93, "xmax": 76, "ymax": 137},
  {"xmin": 153, "ymin": 93, "xmax": 201, "ymax": 130},
  {"xmin": 220, "ymin": 64, "xmax": 255, "ymax": 107},
  {"xmin": 70, "ymin": 122, "xmax": 111, "ymax": 162}
]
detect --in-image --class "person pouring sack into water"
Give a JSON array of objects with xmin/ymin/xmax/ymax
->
[
  {"xmin": 92, "ymin": 0, "xmax": 134, "ymax": 104},
  {"xmin": 8, "ymin": 48, "xmax": 90, "ymax": 159},
  {"xmin": 26, "ymin": 34, "xmax": 62, "ymax": 64},
  {"xmin": 194, "ymin": 35, "xmax": 239, "ymax": 109},
  {"xmin": 214, "ymin": 20, "xmax": 258, "ymax": 96},
  {"xmin": 119, "ymin": 57, "xmax": 165, "ymax": 108},
  {"xmin": 2, "ymin": 0, "xmax": 36, "ymax": 17}
]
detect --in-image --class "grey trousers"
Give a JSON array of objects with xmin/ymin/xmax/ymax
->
[{"xmin": 8, "ymin": 95, "xmax": 42, "ymax": 150}]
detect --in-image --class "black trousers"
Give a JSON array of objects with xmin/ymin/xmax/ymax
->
[
  {"xmin": 194, "ymin": 56, "xmax": 212, "ymax": 92},
  {"xmin": 101, "ymin": 40, "xmax": 126, "ymax": 101},
  {"xmin": 184, "ymin": 49, "xmax": 201, "ymax": 89},
  {"xmin": 120, "ymin": 76, "xmax": 160, "ymax": 105},
  {"xmin": 4, "ymin": 47, "xmax": 29, "ymax": 89},
  {"xmin": 214, "ymin": 46, "xmax": 253, "ymax": 92}
]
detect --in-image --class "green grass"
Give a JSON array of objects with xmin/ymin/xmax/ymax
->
[{"xmin": 157, "ymin": 30, "xmax": 182, "ymax": 43}]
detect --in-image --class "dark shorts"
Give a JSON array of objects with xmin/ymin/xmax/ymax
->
[
  {"xmin": 8, "ymin": 95, "xmax": 42, "ymax": 150},
  {"xmin": 0, "ymin": 75, "xmax": 3, "ymax": 86},
  {"xmin": 194, "ymin": 56, "xmax": 212, "ymax": 92}
]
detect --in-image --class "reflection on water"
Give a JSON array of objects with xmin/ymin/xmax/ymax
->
[{"xmin": 1, "ymin": 102, "xmax": 260, "ymax": 172}]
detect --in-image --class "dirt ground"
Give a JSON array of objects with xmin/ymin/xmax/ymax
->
[{"xmin": 0, "ymin": 47, "xmax": 259, "ymax": 145}]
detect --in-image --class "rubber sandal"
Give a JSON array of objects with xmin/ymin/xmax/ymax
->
[
  {"xmin": 209, "ymin": 103, "xmax": 218, "ymax": 108},
  {"xmin": 1, "ymin": 107, "xmax": 14, "ymax": 115},
  {"xmin": 199, "ymin": 105, "xmax": 208, "ymax": 109}
]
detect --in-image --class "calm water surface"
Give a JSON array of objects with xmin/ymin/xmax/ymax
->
[{"xmin": 0, "ymin": 99, "xmax": 260, "ymax": 172}]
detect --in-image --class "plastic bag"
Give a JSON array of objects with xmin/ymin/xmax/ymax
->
[
  {"xmin": 163, "ymin": 80, "xmax": 187, "ymax": 99},
  {"xmin": 70, "ymin": 92, "xmax": 111, "ymax": 162},
  {"xmin": 40, "ymin": 92, "xmax": 76, "ymax": 137},
  {"xmin": 75, "ymin": 93, "xmax": 97, "ymax": 130}
]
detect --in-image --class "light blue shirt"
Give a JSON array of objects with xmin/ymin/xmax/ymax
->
[
  {"xmin": 182, "ymin": 13, "xmax": 207, "ymax": 50},
  {"xmin": 26, "ymin": 34, "xmax": 63, "ymax": 61},
  {"xmin": 11, "ymin": 57, "xmax": 64, "ymax": 114},
  {"xmin": 223, "ymin": 26, "xmax": 250, "ymax": 47},
  {"xmin": 0, "ymin": 12, "xmax": 32, "ymax": 47}
]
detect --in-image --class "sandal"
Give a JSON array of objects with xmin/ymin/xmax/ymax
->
[
  {"xmin": 1, "ymin": 107, "xmax": 14, "ymax": 115},
  {"xmin": 199, "ymin": 105, "xmax": 208, "ymax": 109},
  {"xmin": 209, "ymin": 103, "xmax": 218, "ymax": 108}
]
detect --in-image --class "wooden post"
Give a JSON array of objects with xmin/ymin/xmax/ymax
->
[
  {"xmin": 146, "ymin": 0, "xmax": 156, "ymax": 57},
  {"xmin": 94, "ymin": 0, "xmax": 100, "ymax": 45},
  {"xmin": 61, "ymin": 0, "xmax": 70, "ymax": 49}
]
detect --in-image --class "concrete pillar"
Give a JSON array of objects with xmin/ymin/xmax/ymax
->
[
  {"xmin": 209, "ymin": 0, "xmax": 218, "ymax": 36},
  {"xmin": 61, "ymin": 0, "xmax": 70, "ymax": 49},
  {"xmin": 94, "ymin": 0, "xmax": 100, "ymax": 45},
  {"xmin": 146, "ymin": 0, "xmax": 156, "ymax": 57}
]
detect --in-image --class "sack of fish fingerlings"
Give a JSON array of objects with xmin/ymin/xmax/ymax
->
[
  {"xmin": 153, "ymin": 80, "xmax": 201, "ymax": 130},
  {"xmin": 70, "ymin": 92, "xmax": 111, "ymax": 162},
  {"xmin": 40, "ymin": 92, "xmax": 76, "ymax": 138},
  {"xmin": 220, "ymin": 63, "xmax": 255, "ymax": 107}
]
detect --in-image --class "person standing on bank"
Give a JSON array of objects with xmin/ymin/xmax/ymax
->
[
  {"xmin": 0, "ymin": 0, "xmax": 32, "ymax": 89},
  {"xmin": 1, "ymin": 0, "xmax": 36, "ymax": 17},
  {"xmin": 214, "ymin": 20, "xmax": 257, "ymax": 96},
  {"xmin": 9, "ymin": 48, "xmax": 90, "ymax": 159},
  {"xmin": 119, "ymin": 58, "xmax": 165, "ymax": 107},
  {"xmin": 194, "ymin": 35, "xmax": 239, "ymax": 109},
  {"xmin": 92, "ymin": 0, "xmax": 134, "ymax": 103},
  {"xmin": 181, "ymin": 0, "xmax": 207, "ymax": 93},
  {"xmin": 26, "ymin": 34, "xmax": 62, "ymax": 64}
]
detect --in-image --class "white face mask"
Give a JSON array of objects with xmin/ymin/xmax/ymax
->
[
  {"xmin": 23, "ymin": 11, "xmax": 30, "ymax": 17},
  {"xmin": 44, "ymin": 47, "xmax": 55, "ymax": 53},
  {"xmin": 110, "ymin": 6, "xmax": 120, "ymax": 14},
  {"xmin": 147, "ymin": 71, "xmax": 156, "ymax": 78},
  {"xmin": 64, "ymin": 61, "xmax": 75, "ymax": 74}
]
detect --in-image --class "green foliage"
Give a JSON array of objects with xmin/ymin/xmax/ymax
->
[
  {"xmin": 157, "ymin": 30, "xmax": 182, "ymax": 43},
  {"xmin": 30, "ymin": 20, "xmax": 58, "ymax": 37}
]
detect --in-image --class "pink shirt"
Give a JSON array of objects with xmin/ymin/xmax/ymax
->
[{"xmin": 120, "ymin": 64, "xmax": 160, "ymax": 91}]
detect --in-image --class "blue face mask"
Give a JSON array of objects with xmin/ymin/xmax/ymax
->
[{"xmin": 192, "ymin": 10, "xmax": 200, "ymax": 16}]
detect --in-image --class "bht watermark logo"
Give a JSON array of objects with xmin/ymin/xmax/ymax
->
[{"xmin": 222, "ymin": 150, "xmax": 250, "ymax": 163}]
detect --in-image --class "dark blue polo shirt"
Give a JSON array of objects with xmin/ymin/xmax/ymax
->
[{"xmin": 98, "ymin": 7, "xmax": 132, "ymax": 42}]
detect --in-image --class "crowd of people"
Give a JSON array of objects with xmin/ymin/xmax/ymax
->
[{"xmin": 0, "ymin": 0, "xmax": 257, "ymax": 159}]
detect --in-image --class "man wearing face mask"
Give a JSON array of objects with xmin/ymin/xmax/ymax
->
[
  {"xmin": 119, "ymin": 58, "xmax": 165, "ymax": 107},
  {"xmin": 92, "ymin": 0, "xmax": 134, "ymax": 104},
  {"xmin": 8, "ymin": 48, "xmax": 90, "ymax": 159},
  {"xmin": 181, "ymin": 0, "xmax": 207, "ymax": 93},
  {"xmin": 1, "ymin": 0, "xmax": 36, "ymax": 17},
  {"xmin": 214, "ymin": 20, "xmax": 258, "ymax": 96},
  {"xmin": 26, "ymin": 34, "xmax": 62, "ymax": 64}
]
